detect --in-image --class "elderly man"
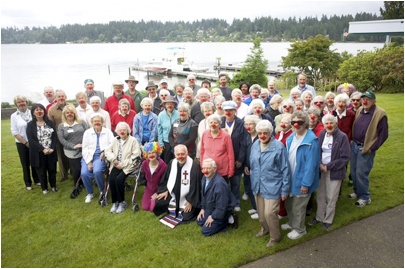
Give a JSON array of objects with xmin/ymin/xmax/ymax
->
[
  {"xmin": 104, "ymin": 81, "xmax": 135, "ymax": 117},
  {"xmin": 83, "ymin": 79, "xmax": 106, "ymax": 108},
  {"xmin": 349, "ymin": 90, "xmax": 388, "ymax": 207},
  {"xmin": 158, "ymin": 79, "xmax": 175, "ymax": 96},
  {"xmin": 152, "ymin": 89, "xmax": 170, "ymax": 116},
  {"xmin": 267, "ymin": 80, "xmax": 280, "ymax": 102},
  {"xmin": 86, "ymin": 96, "xmax": 111, "ymax": 129},
  {"xmin": 124, "ymin": 75, "xmax": 143, "ymax": 114},
  {"xmin": 197, "ymin": 158, "xmax": 237, "ymax": 236},
  {"xmin": 187, "ymin": 74, "xmax": 201, "ymax": 95},
  {"xmin": 220, "ymin": 101, "xmax": 247, "ymax": 212},
  {"xmin": 38, "ymin": 86, "xmax": 55, "ymax": 108},
  {"xmin": 144, "ymin": 81, "xmax": 159, "ymax": 101},
  {"xmin": 48, "ymin": 89, "xmax": 70, "ymax": 181},
  {"xmin": 190, "ymin": 88, "xmax": 211, "ymax": 124},
  {"xmin": 218, "ymin": 73, "xmax": 233, "ymax": 101},
  {"xmin": 290, "ymin": 73, "xmax": 316, "ymax": 101},
  {"xmin": 154, "ymin": 145, "xmax": 202, "ymax": 223}
]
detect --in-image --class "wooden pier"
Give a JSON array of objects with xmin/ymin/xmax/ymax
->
[
  {"xmin": 131, "ymin": 65, "xmax": 219, "ymax": 81},
  {"xmin": 214, "ymin": 65, "xmax": 285, "ymax": 77}
]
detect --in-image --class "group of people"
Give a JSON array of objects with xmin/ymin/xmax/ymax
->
[{"xmin": 11, "ymin": 73, "xmax": 388, "ymax": 244}]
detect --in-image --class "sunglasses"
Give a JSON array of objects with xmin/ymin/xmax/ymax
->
[
  {"xmin": 314, "ymin": 101, "xmax": 324, "ymax": 104},
  {"xmin": 283, "ymin": 105, "xmax": 291, "ymax": 108},
  {"xmin": 351, "ymin": 99, "xmax": 360, "ymax": 102},
  {"xmin": 291, "ymin": 120, "xmax": 305, "ymax": 126}
]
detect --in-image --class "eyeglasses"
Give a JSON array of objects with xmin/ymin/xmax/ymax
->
[
  {"xmin": 291, "ymin": 120, "xmax": 305, "ymax": 126},
  {"xmin": 201, "ymin": 167, "xmax": 213, "ymax": 170},
  {"xmin": 283, "ymin": 105, "xmax": 291, "ymax": 108},
  {"xmin": 351, "ymin": 99, "xmax": 360, "ymax": 102},
  {"xmin": 314, "ymin": 101, "xmax": 324, "ymax": 105},
  {"xmin": 257, "ymin": 132, "xmax": 270, "ymax": 136},
  {"xmin": 188, "ymin": 79, "xmax": 195, "ymax": 81},
  {"xmin": 244, "ymin": 123, "xmax": 255, "ymax": 126}
]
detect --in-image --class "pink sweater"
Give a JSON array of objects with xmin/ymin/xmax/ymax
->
[{"xmin": 200, "ymin": 129, "xmax": 235, "ymax": 177}]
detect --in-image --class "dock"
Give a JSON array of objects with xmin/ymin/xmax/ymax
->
[
  {"xmin": 214, "ymin": 65, "xmax": 285, "ymax": 77},
  {"xmin": 131, "ymin": 65, "xmax": 219, "ymax": 81}
]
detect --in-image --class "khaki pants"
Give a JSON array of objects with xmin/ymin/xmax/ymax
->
[
  {"xmin": 316, "ymin": 171, "xmax": 342, "ymax": 224},
  {"xmin": 255, "ymin": 193, "xmax": 281, "ymax": 243},
  {"xmin": 285, "ymin": 194, "xmax": 311, "ymax": 233}
]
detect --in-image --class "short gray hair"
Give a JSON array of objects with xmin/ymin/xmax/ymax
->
[
  {"xmin": 201, "ymin": 101, "xmax": 215, "ymax": 113},
  {"xmin": 322, "ymin": 113, "xmax": 337, "ymax": 124},
  {"xmin": 206, "ymin": 114, "xmax": 222, "ymax": 125},
  {"xmin": 255, "ymin": 119, "xmax": 273, "ymax": 134},
  {"xmin": 249, "ymin": 99, "xmax": 265, "ymax": 110},
  {"xmin": 115, "ymin": 121, "xmax": 131, "ymax": 134},
  {"xmin": 202, "ymin": 158, "xmax": 217, "ymax": 169},
  {"xmin": 334, "ymin": 93, "xmax": 350, "ymax": 107},
  {"xmin": 177, "ymin": 102, "xmax": 190, "ymax": 113},
  {"xmin": 141, "ymin": 97, "xmax": 153, "ymax": 107}
]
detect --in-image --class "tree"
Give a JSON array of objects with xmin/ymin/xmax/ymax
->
[
  {"xmin": 281, "ymin": 34, "xmax": 342, "ymax": 87},
  {"xmin": 380, "ymin": 1, "xmax": 404, "ymax": 19},
  {"xmin": 230, "ymin": 38, "xmax": 268, "ymax": 87}
]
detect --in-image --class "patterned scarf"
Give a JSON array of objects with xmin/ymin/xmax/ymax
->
[{"xmin": 17, "ymin": 109, "xmax": 31, "ymax": 123}]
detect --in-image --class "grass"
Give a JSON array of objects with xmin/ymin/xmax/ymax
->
[{"xmin": 1, "ymin": 92, "xmax": 403, "ymax": 268}]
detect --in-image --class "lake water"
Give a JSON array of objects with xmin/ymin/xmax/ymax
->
[{"xmin": 1, "ymin": 42, "xmax": 384, "ymax": 103}]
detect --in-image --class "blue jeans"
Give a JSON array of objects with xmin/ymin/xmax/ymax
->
[
  {"xmin": 229, "ymin": 174, "xmax": 241, "ymax": 207},
  {"xmin": 80, "ymin": 156, "xmax": 107, "ymax": 195},
  {"xmin": 350, "ymin": 142, "xmax": 375, "ymax": 200},
  {"xmin": 243, "ymin": 173, "xmax": 257, "ymax": 210},
  {"xmin": 197, "ymin": 210, "xmax": 230, "ymax": 236}
]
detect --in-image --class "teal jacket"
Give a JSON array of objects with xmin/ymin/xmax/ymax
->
[
  {"xmin": 157, "ymin": 109, "xmax": 180, "ymax": 146},
  {"xmin": 286, "ymin": 129, "xmax": 319, "ymax": 195}
]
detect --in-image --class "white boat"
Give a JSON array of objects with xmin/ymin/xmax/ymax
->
[{"xmin": 142, "ymin": 61, "xmax": 168, "ymax": 71}]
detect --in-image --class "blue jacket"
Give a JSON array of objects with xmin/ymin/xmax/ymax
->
[
  {"xmin": 286, "ymin": 129, "xmax": 320, "ymax": 195},
  {"xmin": 201, "ymin": 173, "xmax": 236, "ymax": 220},
  {"xmin": 133, "ymin": 112, "xmax": 158, "ymax": 144},
  {"xmin": 157, "ymin": 109, "xmax": 180, "ymax": 146},
  {"xmin": 250, "ymin": 139, "xmax": 291, "ymax": 199}
]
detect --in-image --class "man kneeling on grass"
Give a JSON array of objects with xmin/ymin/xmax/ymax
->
[{"xmin": 197, "ymin": 158, "xmax": 237, "ymax": 236}]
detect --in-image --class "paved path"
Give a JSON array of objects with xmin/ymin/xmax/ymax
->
[{"xmin": 241, "ymin": 205, "xmax": 404, "ymax": 268}]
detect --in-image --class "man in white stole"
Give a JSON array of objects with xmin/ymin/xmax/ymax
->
[{"xmin": 154, "ymin": 145, "xmax": 201, "ymax": 223}]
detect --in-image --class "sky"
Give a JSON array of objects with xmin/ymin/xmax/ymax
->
[{"xmin": 1, "ymin": 0, "xmax": 385, "ymax": 29}]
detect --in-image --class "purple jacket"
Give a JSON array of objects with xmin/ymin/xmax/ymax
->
[{"xmin": 318, "ymin": 128, "xmax": 350, "ymax": 180}]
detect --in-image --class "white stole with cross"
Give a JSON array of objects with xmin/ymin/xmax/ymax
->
[{"xmin": 167, "ymin": 156, "xmax": 193, "ymax": 209}]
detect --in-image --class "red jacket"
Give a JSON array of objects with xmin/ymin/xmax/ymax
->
[
  {"xmin": 311, "ymin": 121, "xmax": 324, "ymax": 138},
  {"xmin": 104, "ymin": 94, "xmax": 136, "ymax": 117},
  {"xmin": 337, "ymin": 109, "xmax": 355, "ymax": 141},
  {"xmin": 110, "ymin": 109, "xmax": 136, "ymax": 134},
  {"xmin": 275, "ymin": 129, "xmax": 293, "ymax": 147}
]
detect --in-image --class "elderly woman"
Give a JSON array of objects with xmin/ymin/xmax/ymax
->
[
  {"xmin": 153, "ymin": 89, "xmax": 170, "ymax": 115},
  {"xmin": 158, "ymin": 96, "xmax": 180, "ymax": 163},
  {"xmin": 81, "ymin": 113, "xmax": 115, "ymax": 203},
  {"xmin": 274, "ymin": 99, "xmax": 295, "ymax": 133},
  {"xmin": 75, "ymin": 92, "xmax": 91, "ymax": 123},
  {"xmin": 190, "ymin": 88, "xmax": 211, "ymax": 124},
  {"xmin": 110, "ymin": 98, "xmax": 136, "ymax": 135},
  {"xmin": 244, "ymin": 84, "xmax": 262, "ymax": 106},
  {"xmin": 232, "ymin": 89, "xmax": 249, "ymax": 119},
  {"xmin": 337, "ymin": 83, "xmax": 356, "ymax": 97},
  {"xmin": 26, "ymin": 103, "xmax": 57, "ymax": 194},
  {"xmin": 140, "ymin": 142, "xmax": 167, "ymax": 212},
  {"xmin": 214, "ymin": 95, "xmax": 226, "ymax": 117},
  {"xmin": 324, "ymin": 92, "xmax": 336, "ymax": 115},
  {"xmin": 301, "ymin": 91, "xmax": 313, "ymax": 111},
  {"xmin": 196, "ymin": 102, "xmax": 215, "ymax": 160},
  {"xmin": 249, "ymin": 99, "xmax": 275, "ymax": 133},
  {"xmin": 86, "ymin": 96, "xmax": 111, "ymax": 129},
  {"xmin": 260, "ymin": 88, "xmax": 270, "ymax": 107},
  {"xmin": 289, "ymin": 88, "xmax": 301, "ymax": 101},
  {"xmin": 349, "ymin": 91, "xmax": 362, "ymax": 114},
  {"xmin": 307, "ymin": 107, "xmax": 324, "ymax": 137},
  {"xmin": 133, "ymin": 97, "xmax": 158, "ymax": 146},
  {"xmin": 243, "ymin": 115, "xmax": 260, "ymax": 219},
  {"xmin": 57, "ymin": 105, "xmax": 88, "ymax": 187},
  {"xmin": 294, "ymin": 98, "xmax": 305, "ymax": 111},
  {"xmin": 182, "ymin": 87, "xmax": 196, "ymax": 107},
  {"xmin": 173, "ymin": 83, "xmax": 185, "ymax": 103},
  {"xmin": 334, "ymin": 93, "xmax": 355, "ymax": 141},
  {"xmin": 267, "ymin": 80, "xmax": 280, "ymax": 101},
  {"xmin": 264, "ymin": 94, "xmax": 283, "ymax": 120},
  {"xmin": 168, "ymin": 102, "xmax": 198, "ymax": 158},
  {"xmin": 283, "ymin": 111, "xmax": 319, "ymax": 240},
  {"xmin": 11, "ymin": 95, "xmax": 40, "ymax": 190},
  {"xmin": 239, "ymin": 81, "xmax": 251, "ymax": 102},
  {"xmin": 105, "ymin": 122, "xmax": 141, "ymax": 213},
  {"xmin": 200, "ymin": 114, "xmax": 235, "ymax": 178},
  {"xmin": 309, "ymin": 114, "xmax": 350, "ymax": 230},
  {"xmin": 210, "ymin": 88, "xmax": 222, "ymax": 101},
  {"xmin": 250, "ymin": 119, "xmax": 291, "ymax": 247}
]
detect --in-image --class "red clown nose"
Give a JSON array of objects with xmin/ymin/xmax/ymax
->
[
  {"xmin": 180, "ymin": 113, "xmax": 186, "ymax": 117},
  {"xmin": 246, "ymin": 126, "xmax": 251, "ymax": 131},
  {"xmin": 202, "ymin": 170, "xmax": 209, "ymax": 175},
  {"xmin": 210, "ymin": 124, "xmax": 216, "ymax": 128},
  {"xmin": 280, "ymin": 123, "xmax": 286, "ymax": 128},
  {"xmin": 338, "ymin": 103, "xmax": 344, "ymax": 108},
  {"xmin": 292, "ymin": 96, "xmax": 297, "ymax": 99},
  {"xmin": 328, "ymin": 100, "xmax": 333, "ymax": 103},
  {"xmin": 177, "ymin": 156, "xmax": 184, "ymax": 161},
  {"xmin": 79, "ymin": 100, "xmax": 86, "ymax": 104},
  {"xmin": 255, "ymin": 109, "xmax": 261, "ymax": 113},
  {"xmin": 167, "ymin": 105, "xmax": 173, "ymax": 109},
  {"xmin": 316, "ymin": 103, "xmax": 322, "ymax": 107},
  {"xmin": 293, "ymin": 123, "xmax": 299, "ymax": 128},
  {"xmin": 236, "ymin": 97, "xmax": 241, "ymax": 101},
  {"xmin": 67, "ymin": 112, "xmax": 73, "ymax": 116},
  {"xmin": 59, "ymin": 98, "xmax": 65, "ymax": 101},
  {"xmin": 18, "ymin": 102, "xmax": 26, "ymax": 106},
  {"xmin": 205, "ymin": 113, "xmax": 211, "ymax": 117},
  {"xmin": 37, "ymin": 111, "xmax": 43, "ymax": 115},
  {"xmin": 326, "ymin": 125, "xmax": 333, "ymax": 130},
  {"xmin": 362, "ymin": 101, "xmax": 368, "ymax": 105},
  {"xmin": 253, "ymin": 94, "xmax": 258, "ymax": 98},
  {"xmin": 120, "ymin": 131, "xmax": 126, "ymax": 135},
  {"xmin": 94, "ymin": 123, "xmax": 101, "ymax": 126},
  {"xmin": 46, "ymin": 93, "xmax": 53, "ymax": 97},
  {"xmin": 285, "ymin": 107, "xmax": 290, "ymax": 111},
  {"xmin": 259, "ymin": 135, "xmax": 266, "ymax": 140},
  {"xmin": 225, "ymin": 111, "xmax": 231, "ymax": 116},
  {"xmin": 144, "ymin": 108, "xmax": 151, "ymax": 111},
  {"xmin": 310, "ymin": 115, "xmax": 315, "ymax": 120},
  {"xmin": 148, "ymin": 154, "xmax": 155, "ymax": 159}
]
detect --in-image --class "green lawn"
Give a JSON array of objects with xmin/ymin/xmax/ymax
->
[{"xmin": 1, "ymin": 93, "xmax": 403, "ymax": 268}]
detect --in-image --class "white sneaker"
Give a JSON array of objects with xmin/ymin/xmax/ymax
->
[
  {"xmin": 42, "ymin": 190, "xmax": 48, "ymax": 195},
  {"xmin": 85, "ymin": 194, "xmax": 94, "ymax": 203},
  {"xmin": 281, "ymin": 223, "xmax": 293, "ymax": 230},
  {"xmin": 116, "ymin": 201, "xmax": 128, "ymax": 214},
  {"xmin": 110, "ymin": 202, "xmax": 119, "ymax": 213},
  {"xmin": 234, "ymin": 206, "xmax": 241, "ymax": 212},
  {"xmin": 348, "ymin": 193, "xmax": 358, "ymax": 199},
  {"xmin": 26, "ymin": 186, "xmax": 32, "ymax": 190},
  {"xmin": 287, "ymin": 229, "xmax": 307, "ymax": 240},
  {"xmin": 278, "ymin": 214, "xmax": 287, "ymax": 219},
  {"xmin": 242, "ymin": 193, "xmax": 249, "ymax": 200},
  {"xmin": 248, "ymin": 209, "xmax": 257, "ymax": 214},
  {"xmin": 250, "ymin": 213, "xmax": 259, "ymax": 219}
]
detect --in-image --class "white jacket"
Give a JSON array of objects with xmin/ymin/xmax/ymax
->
[
  {"xmin": 105, "ymin": 136, "xmax": 141, "ymax": 174},
  {"xmin": 82, "ymin": 127, "xmax": 115, "ymax": 164}
]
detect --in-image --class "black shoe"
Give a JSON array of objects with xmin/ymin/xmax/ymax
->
[
  {"xmin": 51, "ymin": 187, "xmax": 58, "ymax": 192},
  {"xmin": 308, "ymin": 218, "xmax": 321, "ymax": 226}
]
